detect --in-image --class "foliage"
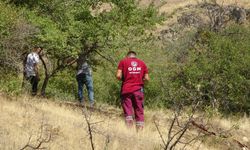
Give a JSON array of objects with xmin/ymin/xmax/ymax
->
[
  {"xmin": 165, "ymin": 24, "xmax": 250, "ymax": 114},
  {"xmin": 0, "ymin": 75, "xmax": 22, "ymax": 96},
  {"xmin": 45, "ymin": 68, "xmax": 77, "ymax": 101},
  {"xmin": 0, "ymin": 1, "xmax": 35, "ymax": 74},
  {"xmin": 0, "ymin": 0, "xmax": 163, "ymax": 103},
  {"xmin": 1, "ymin": 0, "xmax": 249, "ymax": 115}
]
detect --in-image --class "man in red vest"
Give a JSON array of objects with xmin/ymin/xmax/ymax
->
[{"xmin": 116, "ymin": 50, "xmax": 149, "ymax": 131}]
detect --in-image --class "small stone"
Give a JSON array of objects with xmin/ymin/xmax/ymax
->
[{"xmin": 242, "ymin": 137, "xmax": 249, "ymax": 142}]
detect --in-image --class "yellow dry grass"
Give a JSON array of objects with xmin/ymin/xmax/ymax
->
[
  {"xmin": 0, "ymin": 95, "xmax": 162, "ymax": 150},
  {"xmin": 0, "ymin": 94, "xmax": 250, "ymax": 150}
]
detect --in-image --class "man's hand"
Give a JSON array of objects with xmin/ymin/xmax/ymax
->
[
  {"xmin": 143, "ymin": 74, "xmax": 149, "ymax": 81},
  {"xmin": 36, "ymin": 73, "xmax": 40, "ymax": 81},
  {"xmin": 143, "ymin": 74, "xmax": 149, "ymax": 84},
  {"xmin": 116, "ymin": 69, "xmax": 122, "ymax": 80}
]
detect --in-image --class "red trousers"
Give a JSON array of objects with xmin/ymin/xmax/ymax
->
[{"xmin": 121, "ymin": 90, "xmax": 144, "ymax": 128}]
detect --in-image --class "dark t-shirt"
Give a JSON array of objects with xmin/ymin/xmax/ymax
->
[{"xmin": 118, "ymin": 57, "xmax": 148, "ymax": 94}]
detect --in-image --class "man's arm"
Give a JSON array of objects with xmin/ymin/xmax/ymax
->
[
  {"xmin": 116, "ymin": 69, "xmax": 122, "ymax": 80},
  {"xmin": 143, "ymin": 63, "xmax": 149, "ymax": 82},
  {"xmin": 143, "ymin": 73, "xmax": 149, "ymax": 81}
]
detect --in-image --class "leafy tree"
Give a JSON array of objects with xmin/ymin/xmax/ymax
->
[
  {"xmin": 0, "ymin": 1, "xmax": 37, "ymax": 74},
  {"xmin": 4, "ymin": 0, "xmax": 163, "ymax": 96}
]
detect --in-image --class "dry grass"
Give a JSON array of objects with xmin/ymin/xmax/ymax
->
[
  {"xmin": 0, "ymin": 94, "xmax": 249, "ymax": 150},
  {"xmin": 0, "ymin": 95, "xmax": 163, "ymax": 150}
]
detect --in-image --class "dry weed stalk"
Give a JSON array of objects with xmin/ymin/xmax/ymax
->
[
  {"xmin": 19, "ymin": 119, "xmax": 58, "ymax": 150},
  {"xmin": 82, "ymin": 107, "xmax": 110, "ymax": 150},
  {"xmin": 154, "ymin": 101, "xmax": 201, "ymax": 150},
  {"xmin": 155, "ymin": 98, "xmax": 249, "ymax": 150},
  {"xmin": 82, "ymin": 108, "xmax": 95, "ymax": 150},
  {"xmin": 191, "ymin": 120, "xmax": 249, "ymax": 150}
]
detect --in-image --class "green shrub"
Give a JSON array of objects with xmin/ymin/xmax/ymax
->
[
  {"xmin": 166, "ymin": 25, "xmax": 250, "ymax": 114},
  {"xmin": 45, "ymin": 68, "xmax": 77, "ymax": 101},
  {"xmin": 0, "ymin": 75, "xmax": 22, "ymax": 96}
]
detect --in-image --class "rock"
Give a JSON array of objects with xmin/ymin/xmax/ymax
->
[
  {"xmin": 198, "ymin": 3, "xmax": 249, "ymax": 30},
  {"xmin": 159, "ymin": 28, "xmax": 179, "ymax": 42},
  {"xmin": 177, "ymin": 12, "xmax": 203, "ymax": 27},
  {"xmin": 246, "ymin": 9, "xmax": 250, "ymax": 20},
  {"xmin": 231, "ymin": 7, "xmax": 247, "ymax": 24},
  {"xmin": 242, "ymin": 136, "xmax": 249, "ymax": 142}
]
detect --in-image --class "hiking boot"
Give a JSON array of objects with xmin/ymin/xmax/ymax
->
[
  {"xmin": 136, "ymin": 125, "xmax": 144, "ymax": 132},
  {"xmin": 31, "ymin": 91, "xmax": 37, "ymax": 96},
  {"xmin": 79, "ymin": 100, "xmax": 85, "ymax": 107},
  {"xmin": 90, "ymin": 102, "xmax": 95, "ymax": 108}
]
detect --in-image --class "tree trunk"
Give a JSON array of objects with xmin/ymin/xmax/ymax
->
[
  {"xmin": 41, "ymin": 75, "xmax": 50, "ymax": 96},
  {"xmin": 21, "ymin": 52, "xmax": 28, "ymax": 88},
  {"xmin": 39, "ymin": 54, "xmax": 49, "ymax": 97},
  {"xmin": 39, "ymin": 52, "xmax": 78, "ymax": 96}
]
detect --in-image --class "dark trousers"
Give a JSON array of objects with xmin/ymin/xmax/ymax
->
[{"xmin": 27, "ymin": 76, "xmax": 39, "ymax": 95}]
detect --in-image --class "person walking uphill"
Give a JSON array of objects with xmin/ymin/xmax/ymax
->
[
  {"xmin": 25, "ymin": 46, "xmax": 42, "ymax": 96},
  {"xmin": 116, "ymin": 50, "xmax": 149, "ymax": 131},
  {"xmin": 76, "ymin": 54, "xmax": 95, "ymax": 107}
]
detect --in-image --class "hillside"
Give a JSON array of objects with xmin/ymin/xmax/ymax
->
[
  {"xmin": 1, "ymin": 0, "xmax": 250, "ymax": 149},
  {"xmin": 0, "ymin": 94, "xmax": 250, "ymax": 150},
  {"xmin": 148, "ymin": 0, "xmax": 250, "ymax": 33}
]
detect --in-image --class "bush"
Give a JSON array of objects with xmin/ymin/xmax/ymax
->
[
  {"xmin": 0, "ymin": 75, "xmax": 22, "ymax": 96},
  {"xmin": 166, "ymin": 25, "xmax": 250, "ymax": 114},
  {"xmin": 45, "ymin": 68, "xmax": 77, "ymax": 101}
]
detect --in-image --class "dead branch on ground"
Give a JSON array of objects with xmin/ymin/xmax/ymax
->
[
  {"xmin": 82, "ymin": 107, "xmax": 111, "ymax": 150},
  {"xmin": 191, "ymin": 120, "xmax": 249, "ymax": 149},
  {"xmin": 20, "ymin": 119, "xmax": 58, "ymax": 150},
  {"xmin": 154, "ymin": 100, "xmax": 202, "ymax": 150},
  {"xmin": 82, "ymin": 108, "xmax": 95, "ymax": 150}
]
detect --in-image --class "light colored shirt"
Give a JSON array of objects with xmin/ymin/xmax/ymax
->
[
  {"xmin": 77, "ymin": 62, "xmax": 91, "ymax": 75},
  {"xmin": 25, "ymin": 52, "xmax": 39, "ymax": 77}
]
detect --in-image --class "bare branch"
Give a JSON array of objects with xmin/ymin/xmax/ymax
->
[
  {"xmin": 94, "ymin": 50, "xmax": 116, "ymax": 66},
  {"xmin": 169, "ymin": 117, "xmax": 193, "ymax": 150},
  {"xmin": 191, "ymin": 119, "xmax": 249, "ymax": 149},
  {"xmin": 19, "ymin": 120, "xmax": 56, "ymax": 150},
  {"xmin": 165, "ymin": 113, "xmax": 177, "ymax": 149},
  {"xmin": 82, "ymin": 109, "xmax": 95, "ymax": 150},
  {"xmin": 154, "ymin": 119, "xmax": 167, "ymax": 147}
]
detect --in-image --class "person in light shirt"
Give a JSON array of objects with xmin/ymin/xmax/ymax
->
[{"xmin": 25, "ymin": 46, "xmax": 42, "ymax": 95}]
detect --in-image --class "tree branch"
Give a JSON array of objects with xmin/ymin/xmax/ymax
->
[{"xmin": 154, "ymin": 119, "xmax": 166, "ymax": 147}]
